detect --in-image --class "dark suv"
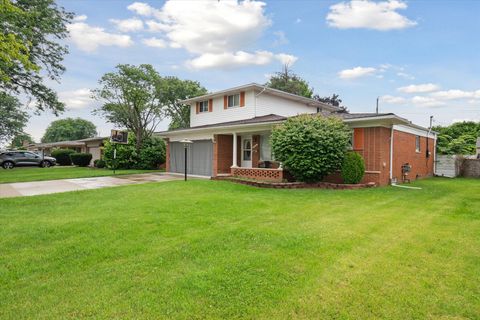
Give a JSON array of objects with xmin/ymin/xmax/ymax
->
[{"xmin": 0, "ymin": 151, "xmax": 56, "ymax": 169}]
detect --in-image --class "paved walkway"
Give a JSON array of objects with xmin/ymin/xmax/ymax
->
[{"xmin": 0, "ymin": 173, "xmax": 183, "ymax": 198}]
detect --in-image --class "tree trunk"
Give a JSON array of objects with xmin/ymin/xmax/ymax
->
[{"xmin": 135, "ymin": 129, "xmax": 143, "ymax": 152}]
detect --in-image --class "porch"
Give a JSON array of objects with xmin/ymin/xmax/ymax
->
[{"xmin": 213, "ymin": 133, "xmax": 284, "ymax": 182}]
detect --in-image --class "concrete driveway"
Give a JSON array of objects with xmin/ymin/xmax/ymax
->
[{"xmin": 0, "ymin": 173, "xmax": 184, "ymax": 198}]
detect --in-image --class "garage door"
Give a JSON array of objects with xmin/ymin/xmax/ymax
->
[{"xmin": 169, "ymin": 140, "xmax": 213, "ymax": 176}]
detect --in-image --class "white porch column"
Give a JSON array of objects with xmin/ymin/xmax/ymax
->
[{"xmin": 232, "ymin": 132, "xmax": 238, "ymax": 167}]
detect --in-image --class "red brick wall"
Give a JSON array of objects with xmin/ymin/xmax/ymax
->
[
  {"xmin": 214, "ymin": 134, "xmax": 233, "ymax": 175},
  {"xmin": 392, "ymin": 130, "xmax": 435, "ymax": 182},
  {"xmin": 353, "ymin": 127, "xmax": 391, "ymax": 186}
]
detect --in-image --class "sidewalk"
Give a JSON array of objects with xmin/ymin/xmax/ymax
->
[{"xmin": 0, "ymin": 173, "xmax": 182, "ymax": 198}]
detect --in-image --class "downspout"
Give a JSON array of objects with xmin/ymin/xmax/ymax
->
[
  {"xmin": 254, "ymin": 86, "xmax": 267, "ymax": 118},
  {"xmin": 389, "ymin": 126, "xmax": 394, "ymax": 183}
]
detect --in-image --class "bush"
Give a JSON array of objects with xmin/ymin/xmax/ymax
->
[
  {"xmin": 51, "ymin": 149, "xmax": 75, "ymax": 166},
  {"xmin": 94, "ymin": 159, "xmax": 106, "ymax": 168},
  {"xmin": 103, "ymin": 134, "xmax": 166, "ymax": 170},
  {"xmin": 271, "ymin": 115, "xmax": 351, "ymax": 183},
  {"xmin": 341, "ymin": 152, "xmax": 365, "ymax": 184},
  {"xmin": 70, "ymin": 153, "xmax": 92, "ymax": 167}
]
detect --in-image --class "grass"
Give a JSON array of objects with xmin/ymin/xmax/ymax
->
[
  {"xmin": 0, "ymin": 166, "xmax": 162, "ymax": 183},
  {"xmin": 0, "ymin": 178, "xmax": 479, "ymax": 319}
]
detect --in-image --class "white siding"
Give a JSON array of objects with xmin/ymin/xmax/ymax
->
[
  {"xmin": 190, "ymin": 90, "xmax": 319, "ymax": 127},
  {"xmin": 255, "ymin": 91, "xmax": 318, "ymax": 117}
]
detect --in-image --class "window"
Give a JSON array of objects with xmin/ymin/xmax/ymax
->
[
  {"xmin": 227, "ymin": 94, "xmax": 240, "ymax": 108},
  {"xmin": 415, "ymin": 135, "xmax": 421, "ymax": 152},
  {"xmin": 243, "ymin": 139, "xmax": 251, "ymax": 161},
  {"xmin": 25, "ymin": 152, "xmax": 38, "ymax": 159},
  {"xmin": 199, "ymin": 100, "xmax": 209, "ymax": 113},
  {"xmin": 260, "ymin": 134, "xmax": 272, "ymax": 161}
]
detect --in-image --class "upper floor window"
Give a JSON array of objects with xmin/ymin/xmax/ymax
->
[
  {"xmin": 415, "ymin": 135, "xmax": 421, "ymax": 152},
  {"xmin": 227, "ymin": 94, "xmax": 240, "ymax": 108},
  {"xmin": 199, "ymin": 100, "xmax": 209, "ymax": 113}
]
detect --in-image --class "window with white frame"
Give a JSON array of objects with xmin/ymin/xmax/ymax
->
[
  {"xmin": 199, "ymin": 100, "xmax": 209, "ymax": 113},
  {"xmin": 227, "ymin": 94, "xmax": 240, "ymax": 108},
  {"xmin": 415, "ymin": 135, "xmax": 421, "ymax": 152},
  {"xmin": 260, "ymin": 134, "xmax": 272, "ymax": 161}
]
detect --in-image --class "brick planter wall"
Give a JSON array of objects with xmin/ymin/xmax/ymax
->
[{"xmin": 231, "ymin": 167, "xmax": 283, "ymax": 182}]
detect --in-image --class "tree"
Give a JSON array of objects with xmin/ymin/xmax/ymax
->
[
  {"xmin": 266, "ymin": 64, "xmax": 313, "ymax": 98},
  {"xmin": 1, "ymin": 0, "xmax": 73, "ymax": 114},
  {"xmin": 9, "ymin": 132, "xmax": 34, "ymax": 148},
  {"xmin": 433, "ymin": 121, "xmax": 480, "ymax": 155},
  {"xmin": 93, "ymin": 64, "xmax": 164, "ymax": 151},
  {"xmin": 0, "ymin": 92, "xmax": 29, "ymax": 145},
  {"xmin": 314, "ymin": 93, "xmax": 349, "ymax": 113},
  {"xmin": 157, "ymin": 77, "xmax": 207, "ymax": 130},
  {"xmin": 41, "ymin": 117, "xmax": 97, "ymax": 143},
  {"xmin": 271, "ymin": 115, "xmax": 351, "ymax": 183}
]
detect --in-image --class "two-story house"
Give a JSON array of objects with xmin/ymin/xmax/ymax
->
[{"xmin": 158, "ymin": 83, "xmax": 437, "ymax": 185}]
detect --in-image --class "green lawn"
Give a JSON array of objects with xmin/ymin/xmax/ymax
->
[
  {"xmin": 0, "ymin": 178, "xmax": 479, "ymax": 319},
  {"xmin": 0, "ymin": 166, "xmax": 162, "ymax": 183}
]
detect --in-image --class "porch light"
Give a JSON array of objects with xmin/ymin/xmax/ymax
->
[{"xmin": 180, "ymin": 139, "xmax": 193, "ymax": 181}]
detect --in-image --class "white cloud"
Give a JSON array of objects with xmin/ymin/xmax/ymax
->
[
  {"xmin": 142, "ymin": 37, "xmax": 167, "ymax": 48},
  {"xmin": 132, "ymin": 0, "xmax": 294, "ymax": 69},
  {"xmin": 67, "ymin": 18, "xmax": 133, "ymax": 52},
  {"xmin": 411, "ymin": 96, "xmax": 445, "ymax": 108},
  {"xmin": 127, "ymin": 2, "xmax": 160, "ymax": 17},
  {"xmin": 295, "ymin": 18, "xmax": 302, "ymax": 24},
  {"xmin": 275, "ymin": 53, "xmax": 298, "ymax": 65},
  {"xmin": 381, "ymin": 95, "xmax": 407, "ymax": 104},
  {"xmin": 431, "ymin": 89, "xmax": 480, "ymax": 100},
  {"xmin": 73, "ymin": 14, "xmax": 87, "ymax": 22},
  {"xmin": 59, "ymin": 88, "xmax": 95, "ymax": 110},
  {"xmin": 338, "ymin": 66, "xmax": 377, "ymax": 79},
  {"xmin": 187, "ymin": 51, "xmax": 296, "ymax": 70},
  {"xmin": 397, "ymin": 72, "xmax": 415, "ymax": 80},
  {"xmin": 110, "ymin": 18, "xmax": 143, "ymax": 32},
  {"xmin": 398, "ymin": 83, "xmax": 440, "ymax": 93},
  {"xmin": 327, "ymin": 0, "xmax": 417, "ymax": 31}
]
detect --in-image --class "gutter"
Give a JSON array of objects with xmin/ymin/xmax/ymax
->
[{"xmin": 389, "ymin": 126, "xmax": 394, "ymax": 182}]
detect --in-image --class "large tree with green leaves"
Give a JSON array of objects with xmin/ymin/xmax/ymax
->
[
  {"xmin": 1, "ymin": 0, "xmax": 73, "ymax": 114},
  {"xmin": 433, "ymin": 121, "xmax": 480, "ymax": 155},
  {"xmin": 157, "ymin": 77, "xmax": 207, "ymax": 130},
  {"xmin": 41, "ymin": 117, "xmax": 97, "ymax": 143},
  {"xmin": 266, "ymin": 64, "xmax": 313, "ymax": 98},
  {"xmin": 0, "ymin": 91, "xmax": 29, "ymax": 145},
  {"xmin": 9, "ymin": 131, "xmax": 34, "ymax": 148},
  {"xmin": 93, "ymin": 64, "xmax": 165, "ymax": 151}
]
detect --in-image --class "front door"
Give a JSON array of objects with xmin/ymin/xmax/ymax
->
[{"xmin": 241, "ymin": 136, "xmax": 252, "ymax": 168}]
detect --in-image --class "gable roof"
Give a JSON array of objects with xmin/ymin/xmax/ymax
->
[{"xmin": 180, "ymin": 83, "xmax": 341, "ymax": 112}]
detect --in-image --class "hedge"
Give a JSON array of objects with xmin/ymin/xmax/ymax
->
[
  {"xmin": 341, "ymin": 152, "xmax": 366, "ymax": 184},
  {"xmin": 70, "ymin": 153, "xmax": 93, "ymax": 167},
  {"xmin": 94, "ymin": 159, "xmax": 106, "ymax": 168},
  {"xmin": 51, "ymin": 149, "xmax": 75, "ymax": 166}
]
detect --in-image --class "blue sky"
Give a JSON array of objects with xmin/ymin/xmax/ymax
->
[{"xmin": 26, "ymin": 0, "xmax": 480, "ymax": 141}]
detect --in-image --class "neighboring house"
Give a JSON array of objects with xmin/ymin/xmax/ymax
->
[
  {"xmin": 27, "ymin": 136, "xmax": 107, "ymax": 166},
  {"xmin": 158, "ymin": 83, "xmax": 437, "ymax": 186}
]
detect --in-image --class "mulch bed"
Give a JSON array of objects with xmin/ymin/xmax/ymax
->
[{"xmin": 213, "ymin": 176, "xmax": 376, "ymax": 189}]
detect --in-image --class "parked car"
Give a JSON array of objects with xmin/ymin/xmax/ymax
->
[{"xmin": 0, "ymin": 151, "xmax": 56, "ymax": 169}]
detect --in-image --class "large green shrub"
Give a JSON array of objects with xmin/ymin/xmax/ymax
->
[
  {"xmin": 271, "ymin": 115, "xmax": 351, "ymax": 183},
  {"xmin": 341, "ymin": 152, "xmax": 365, "ymax": 184},
  {"xmin": 70, "ymin": 153, "xmax": 92, "ymax": 167},
  {"xmin": 51, "ymin": 149, "xmax": 75, "ymax": 166},
  {"xmin": 103, "ymin": 134, "xmax": 165, "ymax": 170}
]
